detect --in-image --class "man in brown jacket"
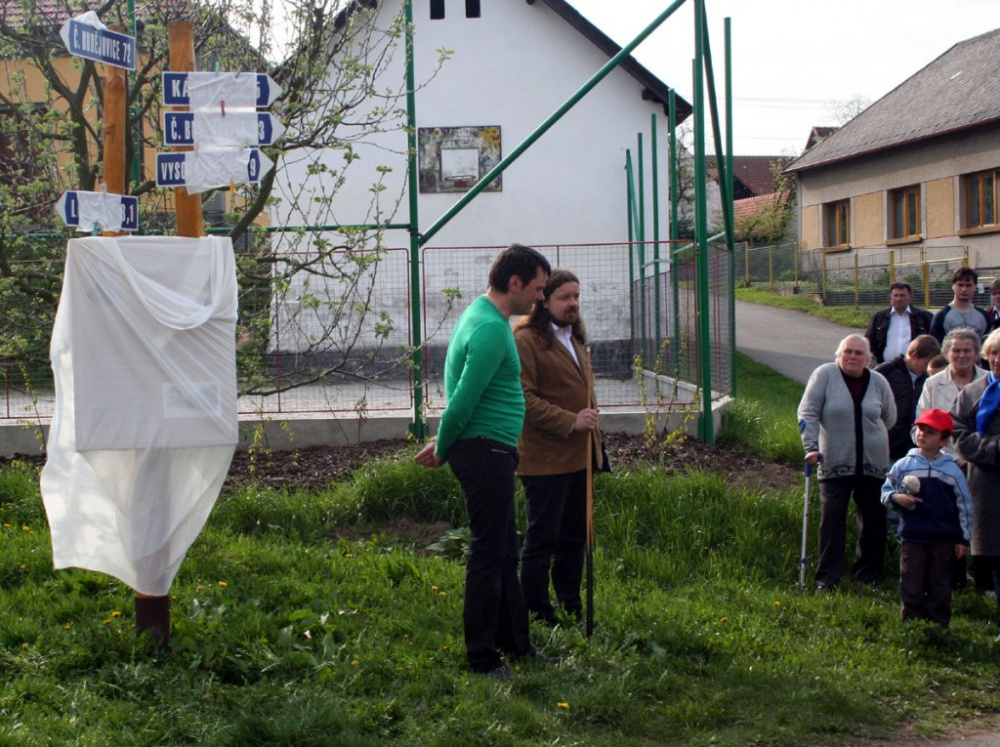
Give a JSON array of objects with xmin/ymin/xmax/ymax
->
[{"xmin": 514, "ymin": 269, "xmax": 603, "ymax": 625}]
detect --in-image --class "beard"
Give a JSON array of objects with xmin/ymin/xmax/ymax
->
[{"xmin": 551, "ymin": 310, "xmax": 578, "ymax": 328}]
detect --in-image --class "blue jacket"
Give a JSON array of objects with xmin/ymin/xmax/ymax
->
[{"xmin": 881, "ymin": 449, "xmax": 972, "ymax": 545}]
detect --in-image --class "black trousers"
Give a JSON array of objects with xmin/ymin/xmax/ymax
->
[
  {"xmin": 816, "ymin": 476, "xmax": 886, "ymax": 587},
  {"xmin": 972, "ymin": 554, "xmax": 1000, "ymax": 592},
  {"xmin": 519, "ymin": 470, "xmax": 587, "ymax": 622},
  {"xmin": 900, "ymin": 541, "xmax": 955, "ymax": 628},
  {"xmin": 448, "ymin": 438, "xmax": 532, "ymax": 672}
]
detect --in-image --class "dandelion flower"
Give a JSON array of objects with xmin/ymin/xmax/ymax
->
[
  {"xmin": 438, "ymin": 591, "xmax": 446, "ymax": 598},
  {"xmin": 773, "ymin": 600, "xmax": 782, "ymax": 607},
  {"xmin": 111, "ymin": 611, "xmax": 122, "ymax": 618},
  {"xmin": 557, "ymin": 702, "xmax": 570, "ymax": 710},
  {"xmin": 350, "ymin": 660, "xmax": 359, "ymax": 667},
  {"xmin": 218, "ymin": 581, "xmax": 228, "ymax": 588}
]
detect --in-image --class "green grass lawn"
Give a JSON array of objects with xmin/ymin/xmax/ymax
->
[
  {"xmin": 736, "ymin": 286, "xmax": 872, "ymax": 329},
  {"xmin": 2, "ymin": 361, "xmax": 1000, "ymax": 745}
]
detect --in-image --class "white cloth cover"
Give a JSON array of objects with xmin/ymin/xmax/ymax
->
[
  {"xmin": 189, "ymin": 109, "xmax": 261, "ymax": 149},
  {"xmin": 184, "ymin": 148, "xmax": 256, "ymax": 195},
  {"xmin": 72, "ymin": 190, "xmax": 125, "ymax": 233},
  {"xmin": 40, "ymin": 236, "xmax": 238, "ymax": 596},
  {"xmin": 186, "ymin": 71, "xmax": 258, "ymax": 111}
]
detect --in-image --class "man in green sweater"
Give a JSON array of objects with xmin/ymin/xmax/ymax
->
[{"xmin": 415, "ymin": 243, "xmax": 550, "ymax": 679}]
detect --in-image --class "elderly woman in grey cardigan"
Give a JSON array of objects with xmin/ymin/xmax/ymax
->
[
  {"xmin": 952, "ymin": 328, "xmax": 1000, "ymax": 614},
  {"xmin": 798, "ymin": 334, "xmax": 896, "ymax": 591}
]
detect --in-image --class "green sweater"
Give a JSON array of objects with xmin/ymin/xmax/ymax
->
[{"xmin": 435, "ymin": 295, "xmax": 525, "ymax": 458}]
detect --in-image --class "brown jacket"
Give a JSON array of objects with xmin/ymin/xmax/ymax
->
[{"xmin": 514, "ymin": 324, "xmax": 603, "ymax": 476}]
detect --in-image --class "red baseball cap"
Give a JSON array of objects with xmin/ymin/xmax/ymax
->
[{"xmin": 914, "ymin": 408, "xmax": 953, "ymax": 434}]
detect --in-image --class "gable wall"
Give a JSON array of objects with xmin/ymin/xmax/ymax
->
[{"xmin": 269, "ymin": 0, "xmax": 705, "ymax": 354}]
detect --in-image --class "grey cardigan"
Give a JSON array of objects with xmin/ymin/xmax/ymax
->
[
  {"xmin": 952, "ymin": 376, "xmax": 1000, "ymax": 555},
  {"xmin": 797, "ymin": 362, "xmax": 896, "ymax": 481}
]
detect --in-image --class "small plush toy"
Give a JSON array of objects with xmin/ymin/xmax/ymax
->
[{"xmin": 898, "ymin": 474, "xmax": 921, "ymax": 510}]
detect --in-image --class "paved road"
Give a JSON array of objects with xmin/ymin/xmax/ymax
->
[{"xmin": 735, "ymin": 300, "xmax": 864, "ymax": 384}]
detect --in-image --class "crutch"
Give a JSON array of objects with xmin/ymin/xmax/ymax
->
[
  {"xmin": 586, "ymin": 430, "xmax": 595, "ymax": 637},
  {"xmin": 798, "ymin": 460, "xmax": 813, "ymax": 592}
]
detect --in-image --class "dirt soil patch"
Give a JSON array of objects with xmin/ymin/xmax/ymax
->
[
  {"xmin": 220, "ymin": 433, "xmax": 801, "ymax": 495},
  {"xmin": 1, "ymin": 433, "xmax": 800, "ymax": 496}
]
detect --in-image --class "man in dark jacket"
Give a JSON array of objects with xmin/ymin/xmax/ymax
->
[
  {"xmin": 874, "ymin": 334, "xmax": 941, "ymax": 460},
  {"xmin": 866, "ymin": 282, "xmax": 934, "ymax": 364}
]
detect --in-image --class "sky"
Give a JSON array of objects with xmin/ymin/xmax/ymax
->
[{"xmin": 569, "ymin": 0, "xmax": 1000, "ymax": 157}]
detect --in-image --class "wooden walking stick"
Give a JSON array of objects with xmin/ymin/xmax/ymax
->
[{"xmin": 585, "ymin": 430, "xmax": 595, "ymax": 638}]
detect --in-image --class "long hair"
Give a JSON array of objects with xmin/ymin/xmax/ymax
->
[{"xmin": 515, "ymin": 268, "xmax": 587, "ymax": 349}]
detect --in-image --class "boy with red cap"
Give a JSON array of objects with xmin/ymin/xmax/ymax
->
[{"xmin": 881, "ymin": 408, "xmax": 972, "ymax": 627}]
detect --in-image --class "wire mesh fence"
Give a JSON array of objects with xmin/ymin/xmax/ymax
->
[
  {"xmin": 421, "ymin": 242, "xmax": 644, "ymax": 411},
  {"xmin": 1, "ymin": 239, "xmax": 721, "ymax": 425},
  {"xmin": 631, "ymin": 240, "xmax": 735, "ymax": 404},
  {"xmin": 737, "ymin": 242, "xmax": 973, "ymax": 312}
]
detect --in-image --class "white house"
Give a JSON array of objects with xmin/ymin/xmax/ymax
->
[{"xmin": 269, "ymin": 0, "xmax": 696, "ymax": 367}]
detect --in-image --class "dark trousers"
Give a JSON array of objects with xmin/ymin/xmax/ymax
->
[
  {"xmin": 816, "ymin": 476, "xmax": 886, "ymax": 587},
  {"xmin": 900, "ymin": 541, "xmax": 955, "ymax": 627},
  {"xmin": 972, "ymin": 554, "xmax": 1000, "ymax": 592},
  {"xmin": 448, "ymin": 438, "xmax": 532, "ymax": 672},
  {"xmin": 519, "ymin": 470, "xmax": 587, "ymax": 622}
]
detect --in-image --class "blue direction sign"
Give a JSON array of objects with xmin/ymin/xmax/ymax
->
[
  {"xmin": 162, "ymin": 111, "xmax": 285, "ymax": 147},
  {"xmin": 55, "ymin": 191, "xmax": 139, "ymax": 232},
  {"xmin": 162, "ymin": 72, "xmax": 281, "ymax": 108},
  {"xmin": 59, "ymin": 18, "xmax": 136, "ymax": 70},
  {"xmin": 156, "ymin": 150, "xmax": 274, "ymax": 189}
]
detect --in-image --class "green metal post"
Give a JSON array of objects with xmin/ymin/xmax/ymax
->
[
  {"xmin": 698, "ymin": 1, "xmax": 736, "ymax": 400},
  {"xmin": 725, "ymin": 17, "xmax": 735, "ymax": 397},
  {"xmin": 638, "ymin": 132, "xmax": 648, "ymax": 363},
  {"xmin": 694, "ymin": 0, "xmax": 714, "ymax": 444},
  {"xmin": 669, "ymin": 90, "xmax": 680, "ymax": 375},
  {"xmin": 651, "ymin": 113, "xmax": 662, "ymax": 370},
  {"xmin": 420, "ymin": 0, "xmax": 689, "ymax": 246},
  {"xmin": 626, "ymin": 151, "xmax": 637, "ymax": 361},
  {"xmin": 404, "ymin": 0, "xmax": 425, "ymax": 439},
  {"xmin": 698, "ymin": 3, "xmax": 734, "ymax": 247}
]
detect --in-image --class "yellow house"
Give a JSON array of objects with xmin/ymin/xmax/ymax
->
[{"xmin": 786, "ymin": 28, "xmax": 1000, "ymax": 278}]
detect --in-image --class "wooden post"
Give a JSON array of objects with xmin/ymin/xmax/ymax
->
[
  {"xmin": 168, "ymin": 20, "xmax": 204, "ymax": 238},
  {"xmin": 131, "ymin": 20, "xmax": 206, "ymax": 646},
  {"xmin": 102, "ymin": 27, "xmax": 126, "ymax": 237},
  {"xmin": 98, "ymin": 27, "xmax": 171, "ymax": 645}
]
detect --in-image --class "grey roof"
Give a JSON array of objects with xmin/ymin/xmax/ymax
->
[{"xmin": 786, "ymin": 27, "xmax": 1000, "ymax": 173}]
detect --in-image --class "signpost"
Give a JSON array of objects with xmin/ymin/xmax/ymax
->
[
  {"xmin": 162, "ymin": 72, "xmax": 281, "ymax": 108},
  {"xmin": 55, "ymin": 191, "xmax": 139, "ymax": 232},
  {"xmin": 155, "ymin": 149, "xmax": 273, "ymax": 189},
  {"xmin": 159, "ymin": 69, "xmax": 282, "ymax": 193},
  {"xmin": 59, "ymin": 16, "xmax": 136, "ymax": 70},
  {"xmin": 162, "ymin": 111, "xmax": 285, "ymax": 147}
]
